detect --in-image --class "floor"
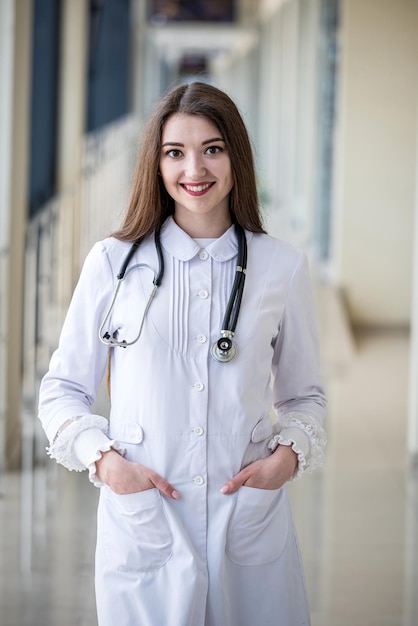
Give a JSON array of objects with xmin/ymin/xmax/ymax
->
[{"xmin": 0, "ymin": 288, "xmax": 417, "ymax": 626}]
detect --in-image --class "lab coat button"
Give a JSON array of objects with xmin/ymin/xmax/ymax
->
[
  {"xmin": 198, "ymin": 289, "xmax": 209, "ymax": 299},
  {"xmin": 197, "ymin": 334, "xmax": 207, "ymax": 343},
  {"xmin": 193, "ymin": 382, "xmax": 204, "ymax": 391},
  {"xmin": 193, "ymin": 475, "xmax": 204, "ymax": 485},
  {"xmin": 193, "ymin": 426, "xmax": 204, "ymax": 436},
  {"xmin": 199, "ymin": 250, "xmax": 209, "ymax": 260}
]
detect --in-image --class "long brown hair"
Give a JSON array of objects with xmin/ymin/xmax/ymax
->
[{"xmin": 112, "ymin": 81, "xmax": 265, "ymax": 241}]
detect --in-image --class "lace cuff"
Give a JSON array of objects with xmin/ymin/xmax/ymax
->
[
  {"xmin": 85, "ymin": 442, "xmax": 126, "ymax": 488},
  {"xmin": 47, "ymin": 414, "xmax": 110, "ymax": 471},
  {"xmin": 271, "ymin": 411, "xmax": 327, "ymax": 479},
  {"xmin": 268, "ymin": 431, "xmax": 307, "ymax": 481},
  {"xmin": 73, "ymin": 427, "xmax": 126, "ymax": 487}
]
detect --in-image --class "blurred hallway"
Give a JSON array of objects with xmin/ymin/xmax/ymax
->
[
  {"xmin": 1, "ymin": 1, "xmax": 418, "ymax": 625},
  {"xmin": 1, "ymin": 288, "xmax": 416, "ymax": 626}
]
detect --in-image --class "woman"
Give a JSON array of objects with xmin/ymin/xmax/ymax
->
[{"xmin": 39, "ymin": 81, "xmax": 326, "ymax": 625}]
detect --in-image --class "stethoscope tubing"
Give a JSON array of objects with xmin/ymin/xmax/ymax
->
[
  {"xmin": 99, "ymin": 223, "xmax": 247, "ymax": 360},
  {"xmin": 98, "ymin": 264, "xmax": 159, "ymax": 347},
  {"xmin": 220, "ymin": 223, "xmax": 247, "ymax": 334},
  {"xmin": 117, "ymin": 232, "xmax": 164, "ymax": 286}
]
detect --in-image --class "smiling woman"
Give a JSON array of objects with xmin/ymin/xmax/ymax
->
[
  {"xmin": 38, "ymin": 81, "xmax": 327, "ymax": 626},
  {"xmin": 111, "ymin": 81, "xmax": 265, "ymax": 241},
  {"xmin": 159, "ymin": 114, "xmax": 233, "ymax": 237}
]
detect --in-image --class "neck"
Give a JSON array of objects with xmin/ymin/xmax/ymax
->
[{"xmin": 173, "ymin": 212, "xmax": 232, "ymax": 239}]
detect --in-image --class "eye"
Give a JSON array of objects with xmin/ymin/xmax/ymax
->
[
  {"xmin": 166, "ymin": 149, "xmax": 183, "ymax": 158},
  {"xmin": 205, "ymin": 145, "xmax": 223, "ymax": 155}
]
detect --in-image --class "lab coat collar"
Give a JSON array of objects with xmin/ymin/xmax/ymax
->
[{"xmin": 160, "ymin": 216, "xmax": 252, "ymax": 262}]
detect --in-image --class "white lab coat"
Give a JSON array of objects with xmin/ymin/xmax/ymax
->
[{"xmin": 39, "ymin": 217, "xmax": 326, "ymax": 626}]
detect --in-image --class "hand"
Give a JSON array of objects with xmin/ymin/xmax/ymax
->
[
  {"xmin": 220, "ymin": 445, "xmax": 298, "ymax": 495},
  {"xmin": 95, "ymin": 449, "xmax": 181, "ymax": 500}
]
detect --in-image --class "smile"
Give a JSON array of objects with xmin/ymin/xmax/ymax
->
[{"xmin": 181, "ymin": 183, "xmax": 214, "ymax": 194}]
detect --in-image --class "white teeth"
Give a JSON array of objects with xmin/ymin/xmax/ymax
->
[{"xmin": 183, "ymin": 183, "xmax": 211, "ymax": 192}]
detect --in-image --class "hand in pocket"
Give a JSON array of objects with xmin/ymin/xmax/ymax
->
[
  {"xmin": 220, "ymin": 444, "xmax": 298, "ymax": 494},
  {"xmin": 96, "ymin": 449, "xmax": 181, "ymax": 499}
]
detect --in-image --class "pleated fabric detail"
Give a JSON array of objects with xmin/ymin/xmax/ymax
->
[{"xmin": 169, "ymin": 257, "xmax": 190, "ymax": 355}]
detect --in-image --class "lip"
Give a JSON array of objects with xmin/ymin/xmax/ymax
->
[{"xmin": 180, "ymin": 182, "xmax": 215, "ymax": 196}]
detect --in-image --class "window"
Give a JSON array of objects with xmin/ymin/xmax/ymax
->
[
  {"xmin": 29, "ymin": 0, "xmax": 61, "ymax": 217},
  {"xmin": 87, "ymin": 0, "xmax": 132, "ymax": 132},
  {"xmin": 148, "ymin": 0, "xmax": 236, "ymax": 23},
  {"xmin": 315, "ymin": 0, "xmax": 340, "ymax": 260}
]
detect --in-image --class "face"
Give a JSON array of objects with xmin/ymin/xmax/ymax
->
[{"xmin": 159, "ymin": 113, "xmax": 234, "ymax": 236}]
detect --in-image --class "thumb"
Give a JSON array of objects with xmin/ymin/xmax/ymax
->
[
  {"xmin": 220, "ymin": 469, "xmax": 248, "ymax": 495},
  {"xmin": 149, "ymin": 471, "xmax": 181, "ymax": 500}
]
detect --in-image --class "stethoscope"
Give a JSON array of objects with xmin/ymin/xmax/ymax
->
[{"xmin": 99, "ymin": 223, "xmax": 247, "ymax": 363}]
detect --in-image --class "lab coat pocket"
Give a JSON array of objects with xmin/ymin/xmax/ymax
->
[
  {"xmin": 103, "ymin": 486, "xmax": 173, "ymax": 573},
  {"xmin": 226, "ymin": 485, "xmax": 288, "ymax": 566}
]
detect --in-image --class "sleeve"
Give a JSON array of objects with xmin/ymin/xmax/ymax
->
[
  {"xmin": 38, "ymin": 241, "xmax": 122, "ymax": 475},
  {"xmin": 72, "ymin": 428, "xmax": 126, "ymax": 487},
  {"xmin": 270, "ymin": 252, "xmax": 327, "ymax": 479}
]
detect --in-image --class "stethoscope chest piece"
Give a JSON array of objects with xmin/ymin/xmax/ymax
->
[
  {"xmin": 211, "ymin": 332, "xmax": 237, "ymax": 363},
  {"xmin": 100, "ymin": 222, "xmax": 247, "ymax": 363},
  {"xmin": 209, "ymin": 222, "xmax": 247, "ymax": 364}
]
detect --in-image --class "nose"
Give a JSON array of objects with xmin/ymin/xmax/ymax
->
[{"xmin": 184, "ymin": 152, "xmax": 206, "ymax": 179}]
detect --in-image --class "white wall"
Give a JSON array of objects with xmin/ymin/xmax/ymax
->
[
  {"xmin": 408, "ymin": 102, "xmax": 418, "ymax": 460},
  {"xmin": 213, "ymin": 0, "xmax": 324, "ymax": 258},
  {"xmin": 0, "ymin": 0, "xmax": 15, "ymax": 470},
  {"xmin": 0, "ymin": 0, "xmax": 33, "ymax": 469},
  {"xmin": 0, "ymin": 0, "xmax": 14, "ymax": 242},
  {"xmin": 333, "ymin": 0, "xmax": 418, "ymax": 326}
]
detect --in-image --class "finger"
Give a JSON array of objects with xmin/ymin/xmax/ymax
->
[
  {"xmin": 220, "ymin": 468, "xmax": 248, "ymax": 495},
  {"xmin": 149, "ymin": 472, "xmax": 181, "ymax": 500}
]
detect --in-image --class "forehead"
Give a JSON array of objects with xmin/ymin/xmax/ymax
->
[{"xmin": 161, "ymin": 113, "xmax": 222, "ymax": 142}]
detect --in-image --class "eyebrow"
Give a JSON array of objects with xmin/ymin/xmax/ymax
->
[{"xmin": 161, "ymin": 137, "xmax": 225, "ymax": 148}]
